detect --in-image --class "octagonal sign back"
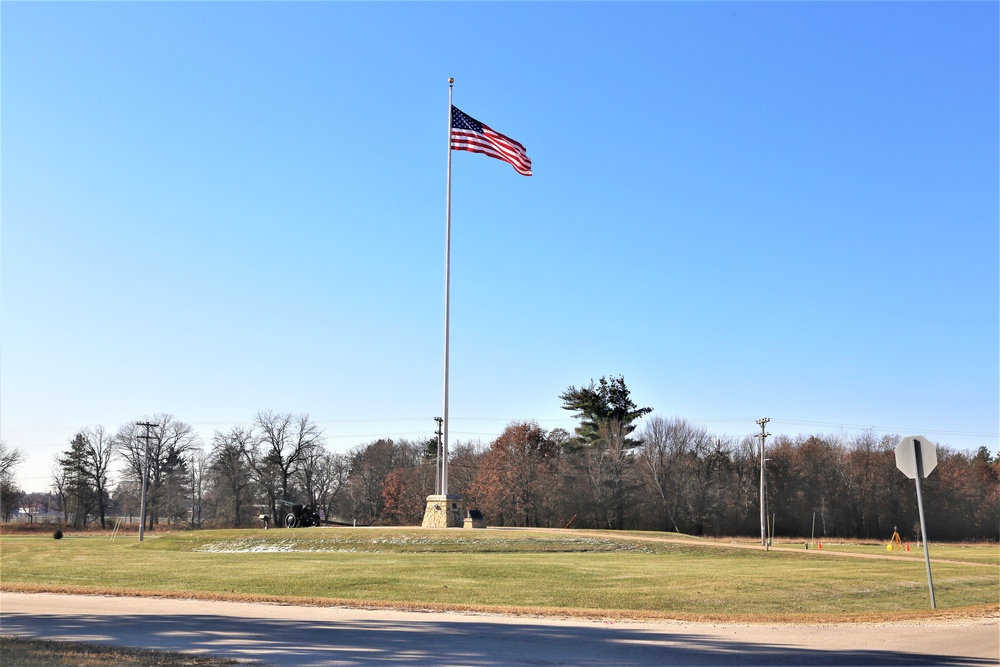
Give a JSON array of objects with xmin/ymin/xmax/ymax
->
[{"xmin": 895, "ymin": 435, "xmax": 938, "ymax": 480}]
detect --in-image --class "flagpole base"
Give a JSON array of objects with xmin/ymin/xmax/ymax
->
[{"xmin": 421, "ymin": 495, "xmax": 464, "ymax": 528}]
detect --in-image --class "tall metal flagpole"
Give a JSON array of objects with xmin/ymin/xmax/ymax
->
[{"xmin": 442, "ymin": 77, "xmax": 454, "ymax": 497}]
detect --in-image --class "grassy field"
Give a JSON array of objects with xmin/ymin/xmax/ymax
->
[
  {"xmin": 1, "ymin": 527, "xmax": 997, "ymax": 621},
  {"xmin": 804, "ymin": 541, "xmax": 1000, "ymax": 564}
]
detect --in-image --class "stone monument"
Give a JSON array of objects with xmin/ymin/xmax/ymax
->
[{"xmin": 421, "ymin": 495, "xmax": 464, "ymax": 528}]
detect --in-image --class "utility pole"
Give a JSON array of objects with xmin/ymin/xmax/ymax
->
[
  {"xmin": 756, "ymin": 417, "xmax": 770, "ymax": 549},
  {"xmin": 434, "ymin": 417, "xmax": 444, "ymax": 495},
  {"xmin": 136, "ymin": 421, "xmax": 156, "ymax": 542}
]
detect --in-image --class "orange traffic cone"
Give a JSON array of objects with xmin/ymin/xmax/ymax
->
[
  {"xmin": 905, "ymin": 542, "xmax": 910, "ymax": 552},
  {"xmin": 818, "ymin": 541, "xmax": 822, "ymax": 549}
]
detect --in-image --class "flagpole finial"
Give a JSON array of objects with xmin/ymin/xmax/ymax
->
[{"xmin": 448, "ymin": 77, "xmax": 454, "ymax": 84}]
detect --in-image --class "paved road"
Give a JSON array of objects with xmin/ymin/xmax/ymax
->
[{"xmin": 1, "ymin": 592, "xmax": 997, "ymax": 666}]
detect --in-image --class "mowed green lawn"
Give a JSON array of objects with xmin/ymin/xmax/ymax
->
[
  {"xmin": 2, "ymin": 528, "xmax": 996, "ymax": 620},
  {"xmin": 808, "ymin": 541, "xmax": 1000, "ymax": 565}
]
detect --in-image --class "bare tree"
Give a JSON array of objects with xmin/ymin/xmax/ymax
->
[
  {"xmin": 639, "ymin": 417, "xmax": 706, "ymax": 533},
  {"xmin": 835, "ymin": 431, "xmax": 897, "ymax": 539},
  {"xmin": 189, "ymin": 449, "xmax": 209, "ymax": 528},
  {"xmin": 639, "ymin": 416, "xmax": 678, "ymax": 531},
  {"xmin": 116, "ymin": 414, "xmax": 200, "ymax": 531},
  {"xmin": 0, "ymin": 440, "xmax": 25, "ymax": 479},
  {"xmin": 726, "ymin": 434, "xmax": 763, "ymax": 535},
  {"xmin": 50, "ymin": 464, "xmax": 69, "ymax": 523},
  {"xmin": 301, "ymin": 449, "xmax": 348, "ymax": 523},
  {"xmin": 88, "ymin": 426, "xmax": 115, "ymax": 528},
  {"xmin": 561, "ymin": 376, "xmax": 652, "ymax": 529},
  {"xmin": 0, "ymin": 440, "xmax": 25, "ymax": 521},
  {"xmin": 62, "ymin": 426, "xmax": 116, "ymax": 529},
  {"xmin": 447, "ymin": 439, "xmax": 485, "ymax": 501},
  {"xmin": 245, "ymin": 411, "xmax": 323, "ymax": 524},
  {"xmin": 113, "ymin": 478, "xmax": 141, "ymax": 525},
  {"xmin": 209, "ymin": 425, "xmax": 258, "ymax": 527},
  {"xmin": 344, "ymin": 439, "xmax": 421, "ymax": 525},
  {"xmin": 684, "ymin": 437, "xmax": 732, "ymax": 536}
]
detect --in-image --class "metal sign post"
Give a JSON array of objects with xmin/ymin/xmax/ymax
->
[{"xmin": 894, "ymin": 435, "xmax": 937, "ymax": 609}]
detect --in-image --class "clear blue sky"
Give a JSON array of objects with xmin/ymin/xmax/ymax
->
[{"xmin": 2, "ymin": 2, "xmax": 997, "ymax": 493}]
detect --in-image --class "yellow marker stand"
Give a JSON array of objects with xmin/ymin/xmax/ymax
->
[{"xmin": 887, "ymin": 529, "xmax": 903, "ymax": 551}]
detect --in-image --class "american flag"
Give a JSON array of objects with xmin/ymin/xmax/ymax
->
[{"xmin": 450, "ymin": 106, "xmax": 532, "ymax": 176}]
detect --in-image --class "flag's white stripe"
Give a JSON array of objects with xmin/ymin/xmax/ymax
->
[
  {"xmin": 452, "ymin": 142, "xmax": 532, "ymax": 175},
  {"xmin": 465, "ymin": 126, "xmax": 528, "ymax": 158},
  {"xmin": 451, "ymin": 136, "xmax": 526, "ymax": 165},
  {"xmin": 451, "ymin": 130, "xmax": 532, "ymax": 174}
]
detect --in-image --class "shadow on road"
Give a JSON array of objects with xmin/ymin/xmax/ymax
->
[{"xmin": 1, "ymin": 610, "xmax": 992, "ymax": 666}]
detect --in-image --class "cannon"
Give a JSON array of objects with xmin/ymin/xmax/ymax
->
[{"xmin": 279, "ymin": 501, "xmax": 322, "ymax": 528}]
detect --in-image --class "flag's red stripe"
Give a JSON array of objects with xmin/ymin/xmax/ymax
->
[
  {"xmin": 481, "ymin": 124, "xmax": 527, "ymax": 151},
  {"xmin": 454, "ymin": 144, "xmax": 532, "ymax": 176},
  {"xmin": 451, "ymin": 136, "xmax": 530, "ymax": 170},
  {"xmin": 451, "ymin": 131, "xmax": 528, "ymax": 163},
  {"xmin": 451, "ymin": 125, "xmax": 532, "ymax": 176}
]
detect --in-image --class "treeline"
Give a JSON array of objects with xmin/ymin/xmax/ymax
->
[
  {"xmin": 387, "ymin": 418, "xmax": 999, "ymax": 541},
  {"xmin": 4, "ymin": 383, "xmax": 998, "ymax": 541}
]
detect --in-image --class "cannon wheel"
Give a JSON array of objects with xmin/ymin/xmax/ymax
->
[{"xmin": 284, "ymin": 512, "xmax": 299, "ymax": 528}]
